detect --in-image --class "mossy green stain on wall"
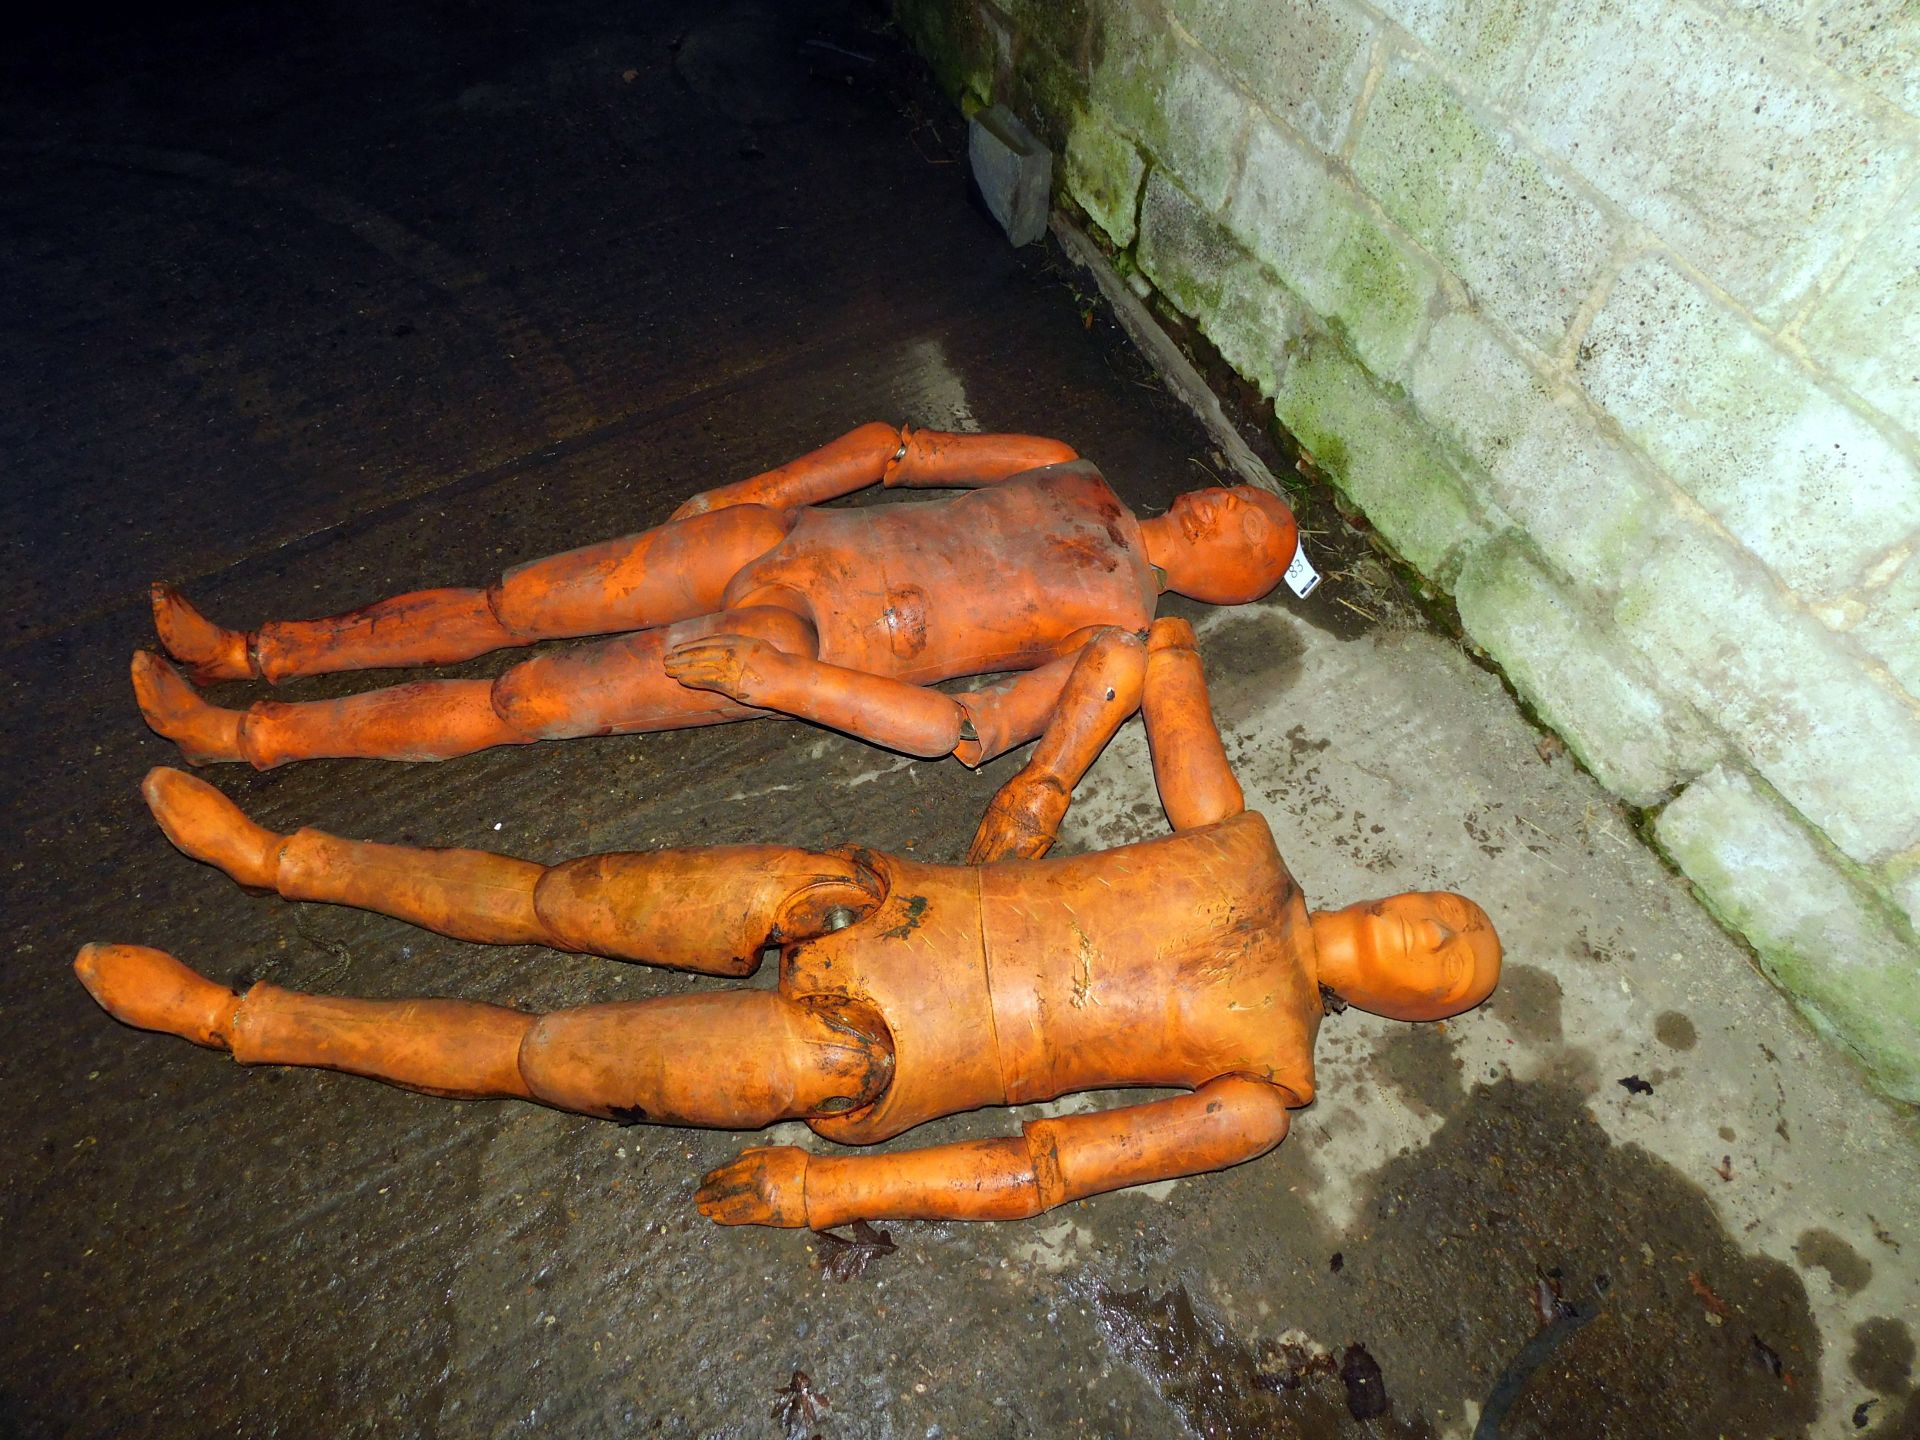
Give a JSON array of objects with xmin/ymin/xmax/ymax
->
[
  {"xmin": 1088, "ymin": 2, "xmax": 1246, "ymax": 208},
  {"xmin": 1272, "ymin": 331, "xmax": 1491, "ymax": 581},
  {"xmin": 1320, "ymin": 214, "xmax": 1429, "ymax": 374},
  {"xmin": 1065, "ymin": 111, "xmax": 1147, "ymax": 247},
  {"xmin": 1010, "ymin": 35, "xmax": 1089, "ymax": 154},
  {"xmin": 1658, "ymin": 766, "xmax": 1920, "ymax": 1101},
  {"xmin": 1354, "ymin": 66, "xmax": 1495, "ymax": 244},
  {"xmin": 895, "ymin": 0, "xmax": 994, "ymax": 106},
  {"xmin": 1136, "ymin": 170, "xmax": 1234, "ymax": 319}
]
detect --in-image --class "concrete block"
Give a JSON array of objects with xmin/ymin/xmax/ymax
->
[
  {"xmin": 1579, "ymin": 255, "xmax": 1920, "ymax": 601},
  {"xmin": 1613, "ymin": 512, "xmax": 1920, "ymax": 864},
  {"xmin": 1799, "ymin": 176, "xmax": 1920, "ymax": 438},
  {"xmin": 1164, "ymin": 0, "xmax": 1374, "ymax": 153},
  {"xmin": 1351, "ymin": 56, "xmax": 1615, "ymax": 351},
  {"xmin": 1226, "ymin": 113, "xmax": 1441, "ymax": 380},
  {"xmin": 1064, "ymin": 109, "xmax": 1146, "ymax": 247},
  {"xmin": 1855, "ymin": 547, "xmax": 1920, "ymax": 701},
  {"xmin": 1365, "ymin": 0, "xmax": 1555, "ymax": 101},
  {"xmin": 1091, "ymin": 1, "xmax": 1248, "ymax": 210},
  {"xmin": 1136, "ymin": 171, "xmax": 1301, "ymax": 396},
  {"xmin": 1457, "ymin": 532, "xmax": 1720, "ymax": 804},
  {"xmin": 1518, "ymin": 0, "xmax": 1911, "ymax": 319},
  {"xmin": 1207, "ymin": 261, "xmax": 1305, "ymax": 402},
  {"xmin": 1656, "ymin": 765, "xmax": 1920, "ymax": 1102},
  {"xmin": 1270, "ymin": 328, "xmax": 1498, "ymax": 581},
  {"xmin": 1412, "ymin": 312, "xmax": 1670, "ymax": 595},
  {"xmin": 968, "ymin": 104, "xmax": 1053, "ymax": 246},
  {"xmin": 1812, "ymin": 0, "xmax": 1920, "ymax": 118}
]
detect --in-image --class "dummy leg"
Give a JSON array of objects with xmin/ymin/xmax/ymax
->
[
  {"xmin": 72, "ymin": 945, "xmax": 889, "ymax": 1125},
  {"xmin": 133, "ymin": 604, "xmax": 818, "ymax": 766},
  {"xmin": 142, "ymin": 767, "xmax": 882, "ymax": 972},
  {"xmin": 697, "ymin": 1073, "xmax": 1290, "ymax": 1226},
  {"xmin": 151, "ymin": 504, "xmax": 793, "ymax": 684}
]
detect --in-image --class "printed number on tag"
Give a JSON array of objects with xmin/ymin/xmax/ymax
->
[{"xmin": 1283, "ymin": 541, "xmax": 1321, "ymax": 599}]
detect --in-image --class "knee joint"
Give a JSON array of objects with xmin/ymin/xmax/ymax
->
[{"xmin": 491, "ymin": 661, "xmax": 584, "ymax": 741}]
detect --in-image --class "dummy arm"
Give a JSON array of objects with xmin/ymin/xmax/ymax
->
[
  {"xmin": 695, "ymin": 1074, "xmax": 1291, "ymax": 1227},
  {"xmin": 965, "ymin": 628, "xmax": 1148, "ymax": 862},
  {"xmin": 1141, "ymin": 616, "xmax": 1245, "ymax": 830},
  {"xmin": 670, "ymin": 424, "xmax": 1078, "ymax": 520},
  {"xmin": 965, "ymin": 615, "xmax": 1244, "ymax": 860},
  {"xmin": 661, "ymin": 625, "xmax": 1121, "ymax": 767}
]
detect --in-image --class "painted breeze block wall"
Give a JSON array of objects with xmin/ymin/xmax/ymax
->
[{"xmin": 896, "ymin": 0, "xmax": 1920, "ymax": 1100}]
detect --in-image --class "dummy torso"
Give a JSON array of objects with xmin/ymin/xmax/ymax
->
[
  {"xmin": 723, "ymin": 462, "xmax": 1157, "ymax": 681},
  {"xmin": 795, "ymin": 810, "xmax": 1321, "ymax": 1144}
]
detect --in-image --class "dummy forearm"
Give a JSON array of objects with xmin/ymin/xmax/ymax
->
[
  {"xmin": 952, "ymin": 653, "xmax": 1079, "ymax": 766},
  {"xmin": 881, "ymin": 428, "xmax": 1078, "ymax": 488},
  {"xmin": 1020, "ymin": 629, "xmax": 1147, "ymax": 787},
  {"xmin": 734, "ymin": 652, "xmax": 967, "ymax": 758},
  {"xmin": 672, "ymin": 423, "xmax": 905, "ymax": 518},
  {"xmin": 800, "ymin": 1076, "xmax": 1291, "ymax": 1228},
  {"xmin": 965, "ymin": 629, "xmax": 1148, "ymax": 862}
]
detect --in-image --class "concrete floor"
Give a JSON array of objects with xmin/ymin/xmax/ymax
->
[{"xmin": 2, "ymin": 2, "xmax": 1916, "ymax": 1436}]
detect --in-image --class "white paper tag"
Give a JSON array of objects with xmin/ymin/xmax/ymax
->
[{"xmin": 1283, "ymin": 540, "xmax": 1321, "ymax": 598}]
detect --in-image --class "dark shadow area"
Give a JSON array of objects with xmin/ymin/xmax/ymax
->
[{"xmin": 0, "ymin": 2, "xmax": 1216, "ymax": 1433}]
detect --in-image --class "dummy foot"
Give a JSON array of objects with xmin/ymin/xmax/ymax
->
[
  {"xmin": 131, "ymin": 652, "xmax": 245, "ymax": 764},
  {"xmin": 151, "ymin": 584, "xmax": 254, "ymax": 683},
  {"xmin": 143, "ymin": 767, "xmax": 283, "ymax": 887},
  {"xmin": 73, "ymin": 943, "xmax": 236, "ymax": 1049}
]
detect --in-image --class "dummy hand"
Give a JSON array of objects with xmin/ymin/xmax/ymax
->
[
  {"xmin": 695, "ymin": 1146, "xmax": 810, "ymax": 1227},
  {"xmin": 966, "ymin": 769, "xmax": 1071, "ymax": 863},
  {"xmin": 663, "ymin": 636, "xmax": 785, "ymax": 704}
]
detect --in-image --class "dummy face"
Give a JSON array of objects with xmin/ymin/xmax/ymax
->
[
  {"xmin": 1309, "ymin": 890, "xmax": 1502, "ymax": 1021},
  {"xmin": 1358, "ymin": 892, "xmax": 1501, "ymax": 1014},
  {"xmin": 1149, "ymin": 486, "xmax": 1297, "ymax": 605}
]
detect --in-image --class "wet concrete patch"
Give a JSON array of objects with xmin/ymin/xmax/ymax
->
[
  {"xmin": 1795, "ymin": 1228, "xmax": 1874, "ymax": 1296},
  {"xmin": 1487, "ymin": 963, "xmax": 1565, "ymax": 1047},
  {"xmin": 1197, "ymin": 610, "xmax": 1307, "ymax": 711},
  {"xmin": 1345, "ymin": 1077, "xmax": 1822, "ymax": 1437},
  {"xmin": 1373, "ymin": 1024, "xmax": 1468, "ymax": 1120},
  {"xmin": 1654, "ymin": 1010, "xmax": 1697, "ymax": 1051},
  {"xmin": 1849, "ymin": 1315, "xmax": 1914, "ymax": 1394},
  {"xmin": 1093, "ymin": 1284, "xmax": 1437, "ymax": 1437}
]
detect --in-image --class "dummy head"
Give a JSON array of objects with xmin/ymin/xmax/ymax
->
[
  {"xmin": 1140, "ymin": 486, "xmax": 1299, "ymax": 606},
  {"xmin": 1311, "ymin": 892, "xmax": 1501, "ymax": 1022}
]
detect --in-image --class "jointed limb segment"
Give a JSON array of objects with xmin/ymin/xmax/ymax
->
[
  {"xmin": 668, "ymin": 423, "xmax": 1078, "ymax": 520},
  {"xmin": 1142, "ymin": 617, "xmax": 1245, "ymax": 831},
  {"xmin": 967, "ymin": 627, "xmax": 1149, "ymax": 863},
  {"xmin": 144, "ymin": 767, "xmax": 885, "ymax": 972},
  {"xmin": 133, "ymin": 602, "xmax": 823, "ymax": 768},
  {"xmin": 698, "ymin": 1074, "xmax": 1292, "ymax": 1227},
  {"xmin": 149, "ymin": 485, "xmax": 798, "ymax": 689},
  {"xmin": 74, "ymin": 945, "xmax": 892, "ymax": 1126}
]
